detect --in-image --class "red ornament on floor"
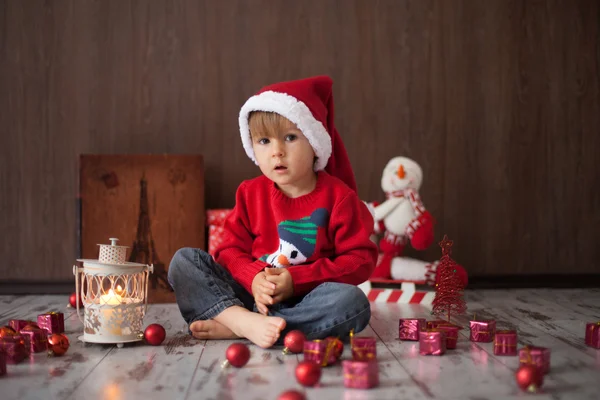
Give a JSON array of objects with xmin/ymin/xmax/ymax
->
[
  {"xmin": 144, "ymin": 324, "xmax": 166, "ymax": 346},
  {"xmin": 48, "ymin": 333, "xmax": 70, "ymax": 356},
  {"xmin": 283, "ymin": 330, "xmax": 306, "ymax": 354},
  {"xmin": 295, "ymin": 361, "xmax": 322, "ymax": 387},
  {"xmin": 277, "ymin": 389, "xmax": 306, "ymax": 400},
  {"xmin": 225, "ymin": 343, "xmax": 251, "ymax": 368},
  {"xmin": 515, "ymin": 364, "xmax": 544, "ymax": 392},
  {"xmin": 69, "ymin": 292, "xmax": 84, "ymax": 308}
]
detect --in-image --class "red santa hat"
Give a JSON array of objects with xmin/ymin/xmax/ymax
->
[{"xmin": 238, "ymin": 75, "xmax": 358, "ymax": 192}]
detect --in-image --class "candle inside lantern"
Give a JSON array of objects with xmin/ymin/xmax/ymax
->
[
  {"xmin": 114, "ymin": 285, "xmax": 125, "ymax": 297},
  {"xmin": 100, "ymin": 289, "xmax": 123, "ymax": 305}
]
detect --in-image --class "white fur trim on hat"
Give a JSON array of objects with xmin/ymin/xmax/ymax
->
[{"xmin": 239, "ymin": 91, "xmax": 332, "ymax": 171}]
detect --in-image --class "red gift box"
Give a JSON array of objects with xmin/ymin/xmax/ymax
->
[
  {"xmin": 206, "ymin": 209, "xmax": 232, "ymax": 256},
  {"xmin": 585, "ymin": 322, "xmax": 600, "ymax": 349},
  {"xmin": 519, "ymin": 346, "xmax": 551, "ymax": 374},
  {"xmin": 493, "ymin": 330, "xmax": 518, "ymax": 356},
  {"xmin": 303, "ymin": 339, "xmax": 339, "ymax": 366},
  {"xmin": 19, "ymin": 326, "xmax": 48, "ymax": 353},
  {"xmin": 419, "ymin": 329, "xmax": 447, "ymax": 355},
  {"xmin": 342, "ymin": 360, "xmax": 379, "ymax": 389},
  {"xmin": 0, "ymin": 335, "xmax": 30, "ymax": 364},
  {"xmin": 351, "ymin": 337, "xmax": 377, "ymax": 361},
  {"xmin": 399, "ymin": 318, "xmax": 427, "ymax": 341},
  {"xmin": 9, "ymin": 320, "xmax": 38, "ymax": 332},
  {"xmin": 0, "ymin": 351, "xmax": 6, "ymax": 376},
  {"xmin": 434, "ymin": 325, "xmax": 460, "ymax": 349},
  {"xmin": 469, "ymin": 320, "xmax": 496, "ymax": 342},
  {"xmin": 427, "ymin": 320, "xmax": 462, "ymax": 330},
  {"xmin": 37, "ymin": 312, "xmax": 65, "ymax": 335}
]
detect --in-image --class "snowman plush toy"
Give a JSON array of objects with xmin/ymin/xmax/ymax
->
[{"xmin": 367, "ymin": 156, "xmax": 468, "ymax": 287}]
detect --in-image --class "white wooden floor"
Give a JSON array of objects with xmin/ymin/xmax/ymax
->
[{"xmin": 0, "ymin": 288, "xmax": 599, "ymax": 400}]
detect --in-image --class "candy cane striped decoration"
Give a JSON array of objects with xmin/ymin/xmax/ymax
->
[{"xmin": 358, "ymin": 281, "xmax": 435, "ymax": 305}]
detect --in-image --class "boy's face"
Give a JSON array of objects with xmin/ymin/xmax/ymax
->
[{"xmin": 251, "ymin": 116, "xmax": 316, "ymax": 189}]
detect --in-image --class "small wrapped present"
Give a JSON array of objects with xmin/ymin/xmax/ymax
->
[
  {"xmin": 37, "ymin": 312, "xmax": 65, "ymax": 335},
  {"xmin": 493, "ymin": 330, "xmax": 518, "ymax": 356},
  {"xmin": 19, "ymin": 325, "xmax": 48, "ymax": 353},
  {"xmin": 399, "ymin": 318, "xmax": 427, "ymax": 341},
  {"xmin": 0, "ymin": 350, "xmax": 6, "ymax": 376},
  {"xmin": 9, "ymin": 320, "xmax": 38, "ymax": 332},
  {"xmin": 342, "ymin": 360, "xmax": 379, "ymax": 389},
  {"xmin": 303, "ymin": 338, "xmax": 339, "ymax": 366},
  {"xmin": 469, "ymin": 320, "xmax": 496, "ymax": 342},
  {"xmin": 434, "ymin": 325, "xmax": 460, "ymax": 349},
  {"xmin": 0, "ymin": 335, "xmax": 30, "ymax": 364},
  {"xmin": 585, "ymin": 322, "xmax": 600, "ymax": 349},
  {"xmin": 427, "ymin": 320, "xmax": 462, "ymax": 330},
  {"xmin": 519, "ymin": 346, "xmax": 551, "ymax": 374},
  {"xmin": 351, "ymin": 337, "xmax": 377, "ymax": 361},
  {"xmin": 419, "ymin": 329, "xmax": 447, "ymax": 355}
]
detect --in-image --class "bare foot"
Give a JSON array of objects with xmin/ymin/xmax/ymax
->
[
  {"xmin": 213, "ymin": 306, "xmax": 286, "ymax": 348},
  {"xmin": 189, "ymin": 320, "xmax": 240, "ymax": 340}
]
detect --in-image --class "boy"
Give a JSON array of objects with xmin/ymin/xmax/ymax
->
[{"xmin": 169, "ymin": 76, "xmax": 378, "ymax": 348}]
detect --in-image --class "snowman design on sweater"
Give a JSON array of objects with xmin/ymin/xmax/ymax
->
[{"xmin": 261, "ymin": 208, "xmax": 329, "ymax": 268}]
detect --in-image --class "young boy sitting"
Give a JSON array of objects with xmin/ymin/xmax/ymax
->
[{"xmin": 168, "ymin": 75, "xmax": 378, "ymax": 348}]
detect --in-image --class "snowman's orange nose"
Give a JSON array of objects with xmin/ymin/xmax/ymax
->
[
  {"xmin": 397, "ymin": 164, "xmax": 406, "ymax": 179},
  {"xmin": 277, "ymin": 254, "xmax": 290, "ymax": 266}
]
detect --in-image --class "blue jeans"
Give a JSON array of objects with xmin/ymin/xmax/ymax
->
[{"xmin": 167, "ymin": 248, "xmax": 371, "ymax": 343}]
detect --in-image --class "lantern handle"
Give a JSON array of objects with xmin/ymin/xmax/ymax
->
[{"xmin": 73, "ymin": 265, "xmax": 85, "ymax": 324}]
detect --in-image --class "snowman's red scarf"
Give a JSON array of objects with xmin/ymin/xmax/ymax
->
[{"xmin": 385, "ymin": 188, "xmax": 427, "ymax": 239}]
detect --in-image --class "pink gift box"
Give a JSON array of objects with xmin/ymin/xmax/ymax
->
[
  {"xmin": 434, "ymin": 325, "xmax": 460, "ymax": 349},
  {"xmin": 342, "ymin": 360, "xmax": 379, "ymax": 389},
  {"xmin": 303, "ymin": 339, "xmax": 338, "ymax": 366},
  {"xmin": 519, "ymin": 346, "xmax": 551, "ymax": 374},
  {"xmin": 399, "ymin": 318, "xmax": 426, "ymax": 341},
  {"xmin": 0, "ymin": 335, "xmax": 30, "ymax": 364},
  {"xmin": 494, "ymin": 330, "xmax": 518, "ymax": 356},
  {"xmin": 37, "ymin": 312, "xmax": 65, "ymax": 335},
  {"xmin": 585, "ymin": 322, "xmax": 600, "ymax": 349},
  {"xmin": 0, "ymin": 351, "xmax": 6, "ymax": 376},
  {"xmin": 9, "ymin": 320, "xmax": 38, "ymax": 332},
  {"xmin": 469, "ymin": 320, "xmax": 496, "ymax": 342},
  {"xmin": 427, "ymin": 320, "xmax": 462, "ymax": 330},
  {"xmin": 351, "ymin": 337, "xmax": 377, "ymax": 361},
  {"xmin": 19, "ymin": 326, "xmax": 48, "ymax": 353},
  {"xmin": 419, "ymin": 329, "xmax": 447, "ymax": 355}
]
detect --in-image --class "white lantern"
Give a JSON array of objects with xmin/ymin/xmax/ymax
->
[{"xmin": 73, "ymin": 238, "xmax": 153, "ymax": 347}]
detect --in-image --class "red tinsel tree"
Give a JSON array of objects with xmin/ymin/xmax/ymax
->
[{"xmin": 432, "ymin": 235, "xmax": 467, "ymax": 321}]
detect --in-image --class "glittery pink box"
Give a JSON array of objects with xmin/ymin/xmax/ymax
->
[
  {"xmin": 519, "ymin": 346, "xmax": 550, "ymax": 374},
  {"xmin": 493, "ymin": 330, "xmax": 518, "ymax": 356},
  {"xmin": 399, "ymin": 318, "xmax": 427, "ymax": 341},
  {"xmin": 434, "ymin": 325, "xmax": 460, "ymax": 349},
  {"xmin": 0, "ymin": 351, "xmax": 6, "ymax": 376},
  {"xmin": 19, "ymin": 326, "xmax": 48, "ymax": 353},
  {"xmin": 585, "ymin": 322, "xmax": 600, "ymax": 349},
  {"xmin": 342, "ymin": 360, "xmax": 379, "ymax": 389},
  {"xmin": 351, "ymin": 337, "xmax": 377, "ymax": 361},
  {"xmin": 427, "ymin": 320, "xmax": 462, "ymax": 330},
  {"xmin": 0, "ymin": 335, "xmax": 30, "ymax": 364},
  {"xmin": 469, "ymin": 320, "xmax": 496, "ymax": 342},
  {"xmin": 37, "ymin": 312, "xmax": 65, "ymax": 335},
  {"xmin": 419, "ymin": 329, "xmax": 447, "ymax": 355},
  {"xmin": 8, "ymin": 320, "xmax": 38, "ymax": 332},
  {"xmin": 303, "ymin": 339, "xmax": 338, "ymax": 366}
]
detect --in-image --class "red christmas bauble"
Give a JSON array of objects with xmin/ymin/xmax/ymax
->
[
  {"xmin": 226, "ymin": 343, "xmax": 251, "ymax": 368},
  {"xmin": 69, "ymin": 292, "xmax": 84, "ymax": 308},
  {"xmin": 283, "ymin": 330, "xmax": 306, "ymax": 354},
  {"xmin": 48, "ymin": 333, "xmax": 70, "ymax": 356},
  {"xmin": 515, "ymin": 365, "xmax": 544, "ymax": 392},
  {"xmin": 144, "ymin": 324, "xmax": 166, "ymax": 346},
  {"xmin": 0, "ymin": 326, "xmax": 17, "ymax": 338},
  {"xmin": 295, "ymin": 361, "xmax": 321, "ymax": 387},
  {"xmin": 277, "ymin": 389, "xmax": 306, "ymax": 400}
]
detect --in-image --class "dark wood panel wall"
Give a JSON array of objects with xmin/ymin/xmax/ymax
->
[{"xmin": 1, "ymin": 0, "xmax": 598, "ymax": 282}]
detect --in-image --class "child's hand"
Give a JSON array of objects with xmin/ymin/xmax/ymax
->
[
  {"xmin": 264, "ymin": 268, "xmax": 294, "ymax": 303},
  {"xmin": 251, "ymin": 271, "xmax": 276, "ymax": 315}
]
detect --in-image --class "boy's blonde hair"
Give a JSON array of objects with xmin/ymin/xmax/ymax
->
[{"xmin": 248, "ymin": 111, "xmax": 295, "ymax": 139}]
